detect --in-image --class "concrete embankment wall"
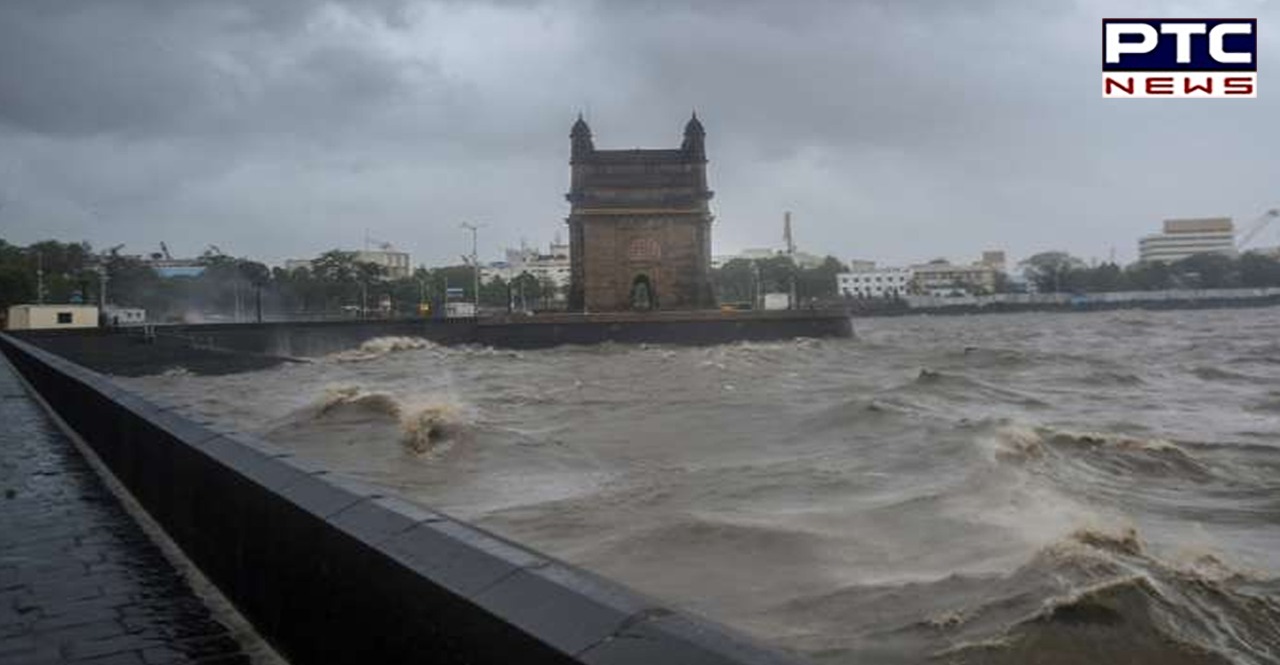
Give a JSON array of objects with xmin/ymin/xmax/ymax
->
[
  {"xmin": 15, "ymin": 312, "xmax": 851, "ymax": 375},
  {"xmin": 476, "ymin": 311, "xmax": 852, "ymax": 349},
  {"xmin": 895, "ymin": 288, "xmax": 1280, "ymax": 316},
  {"xmin": 0, "ymin": 333, "xmax": 803, "ymax": 665}
]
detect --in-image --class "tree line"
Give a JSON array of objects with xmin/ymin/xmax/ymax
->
[
  {"xmin": 710, "ymin": 255, "xmax": 849, "ymax": 304},
  {"xmin": 0, "ymin": 239, "xmax": 566, "ymax": 322},
  {"xmin": 1018, "ymin": 251, "xmax": 1280, "ymax": 293},
  {"xmin": 7, "ymin": 237, "xmax": 1279, "ymax": 320}
]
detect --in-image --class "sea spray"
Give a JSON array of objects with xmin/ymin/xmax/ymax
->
[
  {"xmin": 316, "ymin": 385, "xmax": 470, "ymax": 454},
  {"xmin": 328, "ymin": 336, "xmax": 433, "ymax": 363},
  {"xmin": 114, "ymin": 309, "xmax": 1280, "ymax": 665},
  {"xmin": 401, "ymin": 401, "xmax": 468, "ymax": 455}
]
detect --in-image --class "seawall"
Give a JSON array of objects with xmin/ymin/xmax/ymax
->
[
  {"xmin": 0, "ymin": 332, "xmax": 805, "ymax": 665},
  {"xmin": 14, "ymin": 310, "xmax": 852, "ymax": 375}
]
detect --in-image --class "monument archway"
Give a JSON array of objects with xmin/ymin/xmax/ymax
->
[{"xmin": 630, "ymin": 274, "xmax": 656, "ymax": 311}]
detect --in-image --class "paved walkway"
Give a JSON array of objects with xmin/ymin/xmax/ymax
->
[{"xmin": 0, "ymin": 359, "xmax": 251, "ymax": 664}]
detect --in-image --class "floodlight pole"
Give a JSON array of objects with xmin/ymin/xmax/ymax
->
[{"xmin": 461, "ymin": 222, "xmax": 484, "ymax": 313}]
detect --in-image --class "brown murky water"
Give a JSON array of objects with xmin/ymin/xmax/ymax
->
[{"xmin": 120, "ymin": 309, "xmax": 1280, "ymax": 664}]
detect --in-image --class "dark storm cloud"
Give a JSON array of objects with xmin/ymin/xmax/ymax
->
[
  {"xmin": 0, "ymin": 0, "xmax": 1276, "ymax": 266},
  {"xmin": 0, "ymin": 0, "xmax": 430, "ymax": 137}
]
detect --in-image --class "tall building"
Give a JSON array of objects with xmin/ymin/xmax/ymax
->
[
  {"xmin": 1139, "ymin": 218, "xmax": 1236, "ymax": 263},
  {"xmin": 565, "ymin": 113, "xmax": 715, "ymax": 311}
]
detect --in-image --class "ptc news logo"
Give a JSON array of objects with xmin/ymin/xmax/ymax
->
[{"xmin": 1103, "ymin": 19, "xmax": 1257, "ymax": 98}]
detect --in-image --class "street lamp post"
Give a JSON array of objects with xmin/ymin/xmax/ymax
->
[{"xmin": 461, "ymin": 222, "xmax": 483, "ymax": 315}]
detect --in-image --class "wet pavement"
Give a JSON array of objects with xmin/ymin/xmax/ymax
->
[{"xmin": 0, "ymin": 359, "xmax": 252, "ymax": 664}]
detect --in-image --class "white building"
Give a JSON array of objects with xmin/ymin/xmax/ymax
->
[
  {"xmin": 837, "ymin": 264, "xmax": 912, "ymax": 298},
  {"xmin": 837, "ymin": 251, "xmax": 1006, "ymax": 299},
  {"xmin": 911, "ymin": 259, "xmax": 998, "ymax": 296},
  {"xmin": 481, "ymin": 240, "xmax": 571, "ymax": 300},
  {"xmin": 1139, "ymin": 218, "xmax": 1236, "ymax": 263},
  {"xmin": 6, "ymin": 305, "xmax": 99, "ymax": 330}
]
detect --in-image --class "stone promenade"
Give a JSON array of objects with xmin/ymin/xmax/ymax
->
[{"xmin": 0, "ymin": 359, "xmax": 252, "ymax": 664}]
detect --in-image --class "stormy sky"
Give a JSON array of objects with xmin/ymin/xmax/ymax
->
[{"xmin": 1, "ymin": 0, "xmax": 1276, "ymax": 268}]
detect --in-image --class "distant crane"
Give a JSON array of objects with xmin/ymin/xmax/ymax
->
[{"xmin": 1236, "ymin": 209, "xmax": 1280, "ymax": 251}]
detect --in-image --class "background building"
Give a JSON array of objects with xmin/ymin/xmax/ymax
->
[
  {"xmin": 837, "ymin": 263, "xmax": 911, "ymax": 298},
  {"xmin": 1139, "ymin": 218, "xmax": 1235, "ymax": 263},
  {"xmin": 836, "ymin": 250, "xmax": 1006, "ymax": 299},
  {"xmin": 482, "ymin": 239, "xmax": 572, "ymax": 301},
  {"xmin": 980, "ymin": 250, "xmax": 1007, "ymax": 273},
  {"xmin": 352, "ymin": 249, "xmax": 411, "ymax": 279},
  {"xmin": 284, "ymin": 248, "xmax": 412, "ymax": 279},
  {"xmin": 910, "ymin": 259, "xmax": 998, "ymax": 296}
]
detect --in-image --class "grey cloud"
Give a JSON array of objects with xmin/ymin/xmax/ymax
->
[{"xmin": 0, "ymin": 0, "xmax": 1277, "ymax": 268}]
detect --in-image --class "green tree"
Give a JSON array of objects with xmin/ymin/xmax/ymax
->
[
  {"xmin": 479, "ymin": 275, "xmax": 509, "ymax": 308},
  {"xmin": 796, "ymin": 256, "xmax": 848, "ymax": 300},
  {"xmin": 1239, "ymin": 252, "xmax": 1280, "ymax": 287},
  {"xmin": 755, "ymin": 255, "xmax": 796, "ymax": 293},
  {"xmin": 1171, "ymin": 253, "xmax": 1239, "ymax": 289},
  {"xmin": 509, "ymin": 271, "xmax": 541, "ymax": 311},
  {"xmin": 711, "ymin": 258, "xmax": 757, "ymax": 304},
  {"xmin": 312, "ymin": 250, "xmax": 357, "ymax": 284},
  {"xmin": 1124, "ymin": 261, "xmax": 1173, "ymax": 290},
  {"xmin": 1020, "ymin": 252, "xmax": 1085, "ymax": 292}
]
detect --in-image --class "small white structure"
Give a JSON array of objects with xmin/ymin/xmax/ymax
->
[
  {"xmin": 103, "ymin": 305, "xmax": 147, "ymax": 327},
  {"xmin": 6, "ymin": 304, "xmax": 99, "ymax": 330},
  {"xmin": 445, "ymin": 302, "xmax": 476, "ymax": 318},
  {"xmin": 762, "ymin": 292, "xmax": 791, "ymax": 310}
]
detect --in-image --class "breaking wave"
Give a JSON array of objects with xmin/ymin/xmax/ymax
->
[
  {"xmin": 981, "ymin": 424, "xmax": 1211, "ymax": 480},
  {"xmin": 773, "ymin": 526, "xmax": 1280, "ymax": 665},
  {"xmin": 327, "ymin": 336, "xmax": 434, "ymax": 362},
  {"xmin": 893, "ymin": 369, "xmax": 1051, "ymax": 409},
  {"xmin": 294, "ymin": 385, "xmax": 471, "ymax": 455},
  {"xmin": 936, "ymin": 527, "xmax": 1280, "ymax": 665},
  {"xmin": 115, "ymin": 308, "xmax": 1280, "ymax": 665}
]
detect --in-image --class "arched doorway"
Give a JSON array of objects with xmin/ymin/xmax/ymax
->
[{"xmin": 630, "ymin": 274, "xmax": 655, "ymax": 311}]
